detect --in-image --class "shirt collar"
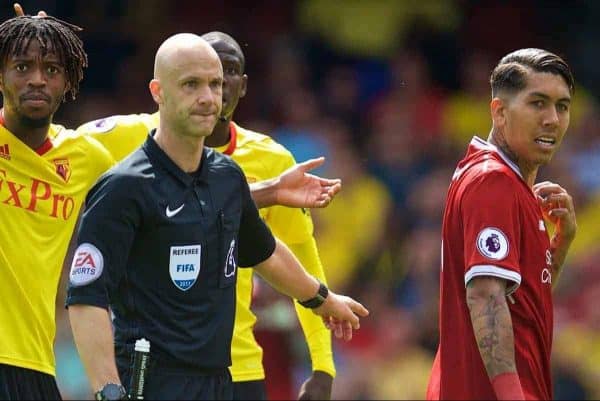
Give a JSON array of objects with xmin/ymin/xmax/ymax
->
[
  {"xmin": 143, "ymin": 129, "xmax": 212, "ymax": 186},
  {"xmin": 470, "ymin": 136, "xmax": 523, "ymax": 179},
  {"xmin": 222, "ymin": 122, "xmax": 238, "ymax": 155}
]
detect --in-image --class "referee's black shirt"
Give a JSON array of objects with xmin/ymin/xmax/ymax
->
[{"xmin": 66, "ymin": 132, "xmax": 276, "ymax": 370}]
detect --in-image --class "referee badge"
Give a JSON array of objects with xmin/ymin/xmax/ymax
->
[
  {"xmin": 169, "ymin": 245, "xmax": 201, "ymax": 291},
  {"xmin": 476, "ymin": 227, "xmax": 509, "ymax": 260}
]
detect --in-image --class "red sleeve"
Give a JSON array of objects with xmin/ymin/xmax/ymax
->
[{"xmin": 461, "ymin": 169, "xmax": 522, "ymax": 294}]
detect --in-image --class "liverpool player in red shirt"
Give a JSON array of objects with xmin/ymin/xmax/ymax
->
[{"xmin": 427, "ymin": 48, "xmax": 577, "ymax": 400}]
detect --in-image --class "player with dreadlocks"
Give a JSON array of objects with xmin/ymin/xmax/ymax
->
[
  {"xmin": 0, "ymin": 14, "xmax": 86, "ymax": 102},
  {"xmin": 0, "ymin": 14, "xmax": 114, "ymax": 400}
]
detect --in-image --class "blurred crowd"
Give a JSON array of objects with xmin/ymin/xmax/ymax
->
[{"xmin": 4, "ymin": 0, "xmax": 600, "ymax": 399}]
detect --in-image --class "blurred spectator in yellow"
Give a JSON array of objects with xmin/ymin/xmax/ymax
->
[
  {"xmin": 312, "ymin": 119, "xmax": 393, "ymax": 291},
  {"xmin": 553, "ymin": 282, "xmax": 600, "ymax": 399},
  {"xmin": 442, "ymin": 51, "xmax": 495, "ymax": 147},
  {"xmin": 554, "ymin": 101, "xmax": 600, "ymax": 265},
  {"xmin": 297, "ymin": 0, "xmax": 459, "ymax": 58}
]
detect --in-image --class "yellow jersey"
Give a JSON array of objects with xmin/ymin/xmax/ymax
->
[
  {"xmin": 0, "ymin": 122, "xmax": 114, "ymax": 376},
  {"xmin": 78, "ymin": 114, "xmax": 336, "ymax": 381}
]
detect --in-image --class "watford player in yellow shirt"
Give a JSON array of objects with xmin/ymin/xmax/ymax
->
[
  {"xmin": 77, "ymin": 32, "xmax": 335, "ymax": 400},
  {"xmin": 0, "ymin": 15, "xmax": 114, "ymax": 399}
]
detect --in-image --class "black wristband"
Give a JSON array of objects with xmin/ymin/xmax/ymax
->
[{"xmin": 298, "ymin": 282, "xmax": 329, "ymax": 309}]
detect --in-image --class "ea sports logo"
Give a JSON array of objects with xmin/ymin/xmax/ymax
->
[
  {"xmin": 69, "ymin": 243, "xmax": 104, "ymax": 286},
  {"xmin": 74, "ymin": 252, "xmax": 96, "ymax": 269}
]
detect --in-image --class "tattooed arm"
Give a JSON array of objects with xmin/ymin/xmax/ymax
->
[
  {"xmin": 467, "ymin": 276, "xmax": 516, "ymax": 376},
  {"xmin": 466, "ymin": 276, "xmax": 524, "ymax": 399}
]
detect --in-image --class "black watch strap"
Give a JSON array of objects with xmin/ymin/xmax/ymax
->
[{"xmin": 298, "ymin": 282, "xmax": 329, "ymax": 309}]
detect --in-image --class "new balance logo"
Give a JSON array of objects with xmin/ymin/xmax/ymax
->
[{"xmin": 0, "ymin": 144, "xmax": 10, "ymax": 160}]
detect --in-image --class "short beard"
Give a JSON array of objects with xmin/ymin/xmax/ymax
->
[{"xmin": 19, "ymin": 114, "xmax": 51, "ymax": 129}]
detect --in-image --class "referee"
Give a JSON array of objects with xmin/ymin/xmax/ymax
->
[{"xmin": 66, "ymin": 34, "xmax": 368, "ymax": 400}]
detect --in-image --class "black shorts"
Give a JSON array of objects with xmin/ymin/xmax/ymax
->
[
  {"xmin": 0, "ymin": 363, "xmax": 61, "ymax": 400},
  {"xmin": 232, "ymin": 380, "xmax": 267, "ymax": 401},
  {"xmin": 120, "ymin": 363, "xmax": 233, "ymax": 400}
]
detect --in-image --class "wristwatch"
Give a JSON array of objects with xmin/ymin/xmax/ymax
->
[
  {"xmin": 94, "ymin": 383, "xmax": 127, "ymax": 401},
  {"xmin": 298, "ymin": 282, "xmax": 329, "ymax": 309}
]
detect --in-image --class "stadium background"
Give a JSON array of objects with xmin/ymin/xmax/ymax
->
[{"xmin": 3, "ymin": 0, "xmax": 600, "ymax": 399}]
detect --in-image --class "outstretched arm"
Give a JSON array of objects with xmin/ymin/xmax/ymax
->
[{"xmin": 250, "ymin": 157, "xmax": 341, "ymax": 209}]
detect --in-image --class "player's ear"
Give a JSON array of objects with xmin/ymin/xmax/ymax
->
[
  {"xmin": 239, "ymin": 74, "xmax": 248, "ymax": 99},
  {"xmin": 149, "ymin": 79, "xmax": 163, "ymax": 104},
  {"xmin": 63, "ymin": 81, "xmax": 71, "ymax": 99},
  {"xmin": 490, "ymin": 97, "xmax": 507, "ymax": 128}
]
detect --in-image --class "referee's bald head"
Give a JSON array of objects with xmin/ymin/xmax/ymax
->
[
  {"xmin": 153, "ymin": 33, "xmax": 221, "ymax": 80},
  {"xmin": 150, "ymin": 33, "xmax": 223, "ymax": 137}
]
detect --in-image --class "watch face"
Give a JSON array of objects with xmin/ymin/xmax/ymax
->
[{"xmin": 102, "ymin": 383, "xmax": 125, "ymax": 400}]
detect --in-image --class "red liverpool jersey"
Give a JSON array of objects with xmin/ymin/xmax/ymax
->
[{"xmin": 428, "ymin": 137, "xmax": 553, "ymax": 400}]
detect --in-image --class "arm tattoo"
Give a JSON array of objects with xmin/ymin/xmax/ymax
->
[{"xmin": 467, "ymin": 284, "xmax": 517, "ymax": 378}]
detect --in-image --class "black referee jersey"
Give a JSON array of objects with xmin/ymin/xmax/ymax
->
[{"xmin": 66, "ymin": 131, "xmax": 276, "ymax": 371}]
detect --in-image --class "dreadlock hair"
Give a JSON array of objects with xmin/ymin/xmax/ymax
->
[{"xmin": 0, "ymin": 16, "xmax": 87, "ymax": 101}]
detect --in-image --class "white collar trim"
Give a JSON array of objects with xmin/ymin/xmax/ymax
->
[{"xmin": 470, "ymin": 136, "xmax": 523, "ymax": 179}]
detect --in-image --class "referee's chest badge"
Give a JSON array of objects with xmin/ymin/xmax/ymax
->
[{"xmin": 169, "ymin": 245, "xmax": 201, "ymax": 291}]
